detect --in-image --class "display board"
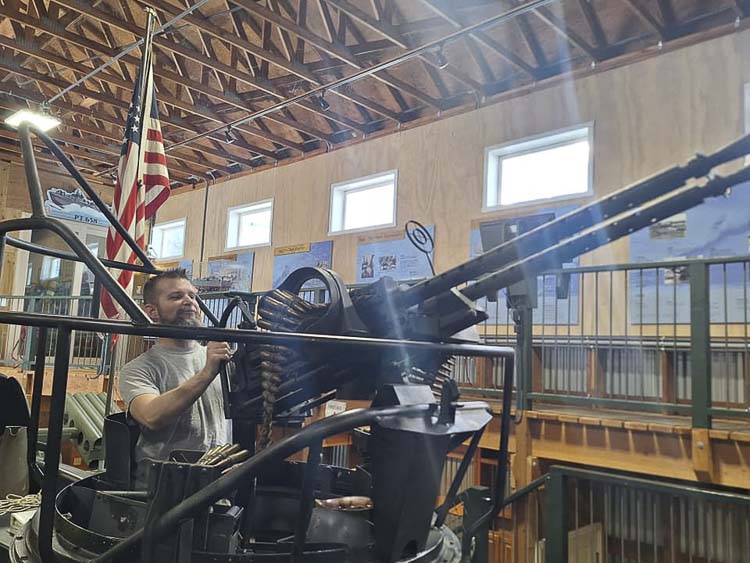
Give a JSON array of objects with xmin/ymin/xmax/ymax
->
[
  {"xmin": 355, "ymin": 225, "xmax": 435, "ymax": 284},
  {"xmin": 272, "ymin": 241, "xmax": 333, "ymax": 288},
  {"xmin": 629, "ymin": 182, "xmax": 750, "ymax": 323},
  {"xmin": 195, "ymin": 252, "xmax": 255, "ymax": 293},
  {"xmin": 44, "ymin": 188, "xmax": 110, "ymax": 226},
  {"xmin": 469, "ymin": 205, "xmax": 580, "ymax": 325}
]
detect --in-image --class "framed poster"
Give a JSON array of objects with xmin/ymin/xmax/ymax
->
[
  {"xmin": 355, "ymin": 225, "xmax": 435, "ymax": 284},
  {"xmin": 272, "ymin": 241, "xmax": 333, "ymax": 288}
]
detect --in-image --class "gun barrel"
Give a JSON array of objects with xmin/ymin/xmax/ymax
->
[
  {"xmin": 460, "ymin": 166, "xmax": 750, "ymax": 303},
  {"xmin": 399, "ymin": 134, "xmax": 750, "ymax": 309}
]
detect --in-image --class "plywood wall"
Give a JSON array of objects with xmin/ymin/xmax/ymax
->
[{"xmin": 123, "ymin": 31, "xmax": 750, "ymax": 294}]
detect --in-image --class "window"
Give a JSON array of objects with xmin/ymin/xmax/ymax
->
[
  {"xmin": 484, "ymin": 125, "xmax": 593, "ymax": 209},
  {"xmin": 40, "ymin": 256, "xmax": 61, "ymax": 281},
  {"xmin": 226, "ymin": 199, "xmax": 273, "ymax": 250},
  {"xmin": 329, "ymin": 170, "xmax": 397, "ymax": 234},
  {"xmin": 151, "ymin": 218, "xmax": 186, "ymax": 260}
]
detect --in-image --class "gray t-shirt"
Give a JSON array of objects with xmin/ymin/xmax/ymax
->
[{"xmin": 119, "ymin": 342, "xmax": 228, "ymax": 464}]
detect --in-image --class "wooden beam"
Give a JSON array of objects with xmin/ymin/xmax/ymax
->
[
  {"xmin": 0, "ymin": 6, "xmax": 117, "ymax": 58},
  {"xmin": 0, "ymin": 88, "xmax": 260, "ymax": 171},
  {"xmin": 464, "ymin": 36, "xmax": 496, "ymax": 84},
  {"xmin": 576, "ymin": 0, "xmax": 608, "ymax": 49},
  {"xmin": 0, "ymin": 145, "xmax": 113, "ymax": 185},
  {"xmin": 532, "ymin": 6, "xmax": 601, "ymax": 61},
  {"xmin": 315, "ymin": 0, "xmax": 407, "ymax": 118},
  {"xmin": 50, "ymin": 0, "xmax": 339, "ymax": 141},
  {"xmin": 417, "ymin": 0, "xmax": 537, "ymax": 80},
  {"xmin": 234, "ymin": 0, "xmax": 442, "ymax": 108},
  {"xmin": 655, "ymin": 0, "xmax": 677, "ymax": 27},
  {"xmin": 0, "ymin": 23, "xmax": 311, "ymax": 156},
  {"xmin": 622, "ymin": 0, "xmax": 667, "ymax": 39},
  {"xmin": 516, "ymin": 14, "xmax": 548, "ymax": 67},
  {"xmin": 322, "ymin": 0, "xmax": 483, "ymax": 96},
  {"xmin": 137, "ymin": 0, "xmax": 319, "ymax": 84}
]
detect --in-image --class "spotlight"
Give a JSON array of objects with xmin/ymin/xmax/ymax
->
[
  {"xmin": 224, "ymin": 126, "xmax": 236, "ymax": 144},
  {"xmin": 5, "ymin": 105, "xmax": 61, "ymax": 132},
  {"xmin": 317, "ymin": 91, "xmax": 330, "ymax": 112},
  {"xmin": 435, "ymin": 45, "xmax": 449, "ymax": 70}
]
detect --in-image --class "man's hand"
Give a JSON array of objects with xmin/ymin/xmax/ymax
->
[
  {"xmin": 129, "ymin": 342, "xmax": 233, "ymax": 433},
  {"xmin": 202, "ymin": 341, "xmax": 233, "ymax": 379}
]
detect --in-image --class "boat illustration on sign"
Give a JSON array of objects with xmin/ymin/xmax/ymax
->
[{"xmin": 44, "ymin": 188, "xmax": 110, "ymax": 226}]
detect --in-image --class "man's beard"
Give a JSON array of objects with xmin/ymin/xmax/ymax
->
[{"xmin": 159, "ymin": 308, "xmax": 202, "ymax": 327}]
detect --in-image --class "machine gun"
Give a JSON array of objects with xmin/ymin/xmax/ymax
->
[
  {"xmin": 222, "ymin": 133, "xmax": 750, "ymax": 437},
  {"xmin": 2, "ymin": 123, "xmax": 750, "ymax": 563}
]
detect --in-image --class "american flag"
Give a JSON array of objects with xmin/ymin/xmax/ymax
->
[{"xmin": 100, "ymin": 48, "xmax": 170, "ymax": 320}]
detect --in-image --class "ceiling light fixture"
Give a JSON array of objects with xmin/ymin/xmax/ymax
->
[
  {"xmin": 317, "ymin": 91, "xmax": 331, "ymax": 112},
  {"xmin": 5, "ymin": 104, "xmax": 61, "ymax": 132},
  {"xmin": 435, "ymin": 45, "xmax": 449, "ymax": 70}
]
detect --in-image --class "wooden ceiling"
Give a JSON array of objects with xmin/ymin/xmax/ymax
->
[{"xmin": 0, "ymin": 0, "xmax": 746, "ymax": 188}]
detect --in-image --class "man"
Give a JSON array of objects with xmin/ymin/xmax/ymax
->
[{"xmin": 119, "ymin": 269, "xmax": 232, "ymax": 479}]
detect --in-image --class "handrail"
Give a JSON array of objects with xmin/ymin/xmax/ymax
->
[
  {"xmin": 548, "ymin": 465, "xmax": 750, "ymax": 504},
  {"xmin": 0, "ymin": 309, "xmax": 516, "ymax": 357},
  {"xmin": 482, "ymin": 464, "xmax": 750, "ymax": 515},
  {"xmin": 541, "ymin": 253, "xmax": 750, "ymax": 276}
]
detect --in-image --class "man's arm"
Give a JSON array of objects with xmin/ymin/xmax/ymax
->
[{"xmin": 129, "ymin": 341, "xmax": 232, "ymax": 432}]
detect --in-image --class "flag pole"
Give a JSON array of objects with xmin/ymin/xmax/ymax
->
[
  {"xmin": 138, "ymin": 8, "xmax": 157, "ymax": 127},
  {"xmin": 134, "ymin": 8, "xmax": 157, "ymax": 193}
]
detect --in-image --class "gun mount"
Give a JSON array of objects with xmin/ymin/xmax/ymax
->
[
  {"xmin": 222, "ymin": 133, "xmax": 750, "ymax": 435},
  {"xmin": 1, "ymin": 122, "xmax": 749, "ymax": 563}
]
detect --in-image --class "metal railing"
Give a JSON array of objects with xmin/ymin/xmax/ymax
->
[
  {"xmin": 460, "ymin": 255, "xmax": 750, "ymax": 428},
  {"xmin": 3, "ymin": 254, "xmax": 749, "ymax": 428},
  {"xmin": 0, "ymin": 291, "xmax": 265, "ymax": 373},
  {"xmin": 0, "ymin": 294, "xmax": 108, "ymax": 371},
  {"xmin": 463, "ymin": 465, "xmax": 750, "ymax": 563}
]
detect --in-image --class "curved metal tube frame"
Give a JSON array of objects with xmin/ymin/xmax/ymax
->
[
  {"xmin": 0, "ymin": 216, "xmax": 150, "ymax": 323},
  {"xmin": 90, "ymin": 399, "xmax": 508, "ymax": 563},
  {"xmin": 13, "ymin": 124, "xmax": 220, "ymax": 325},
  {"xmin": 5, "ymin": 109, "xmax": 520, "ymax": 563},
  {"xmin": 0, "ymin": 308, "xmax": 514, "ymax": 562}
]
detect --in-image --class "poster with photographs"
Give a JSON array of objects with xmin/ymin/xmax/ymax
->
[
  {"xmin": 629, "ymin": 181, "xmax": 750, "ymax": 323},
  {"xmin": 469, "ymin": 204, "xmax": 580, "ymax": 326},
  {"xmin": 272, "ymin": 241, "xmax": 333, "ymax": 288},
  {"xmin": 355, "ymin": 225, "xmax": 435, "ymax": 284},
  {"xmin": 195, "ymin": 252, "xmax": 255, "ymax": 293}
]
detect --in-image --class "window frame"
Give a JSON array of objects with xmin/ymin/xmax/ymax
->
[
  {"xmin": 225, "ymin": 198, "xmax": 274, "ymax": 252},
  {"xmin": 40, "ymin": 255, "xmax": 61, "ymax": 281},
  {"xmin": 483, "ymin": 123, "xmax": 594, "ymax": 212},
  {"xmin": 328, "ymin": 169, "xmax": 398, "ymax": 236},
  {"xmin": 744, "ymin": 82, "xmax": 750, "ymax": 164},
  {"xmin": 150, "ymin": 218, "xmax": 187, "ymax": 261}
]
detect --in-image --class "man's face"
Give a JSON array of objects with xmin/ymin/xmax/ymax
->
[{"xmin": 145, "ymin": 277, "xmax": 201, "ymax": 327}]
